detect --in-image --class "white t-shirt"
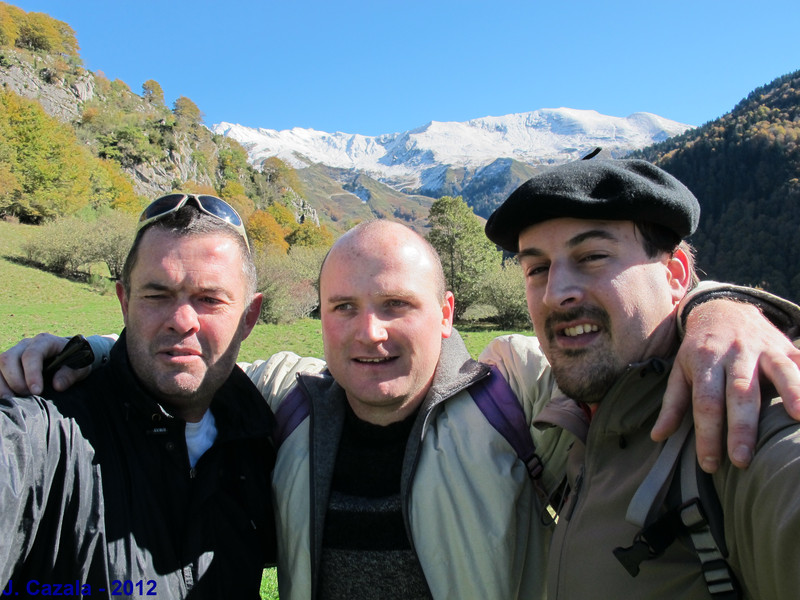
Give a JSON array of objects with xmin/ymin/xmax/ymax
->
[{"xmin": 184, "ymin": 410, "xmax": 217, "ymax": 467}]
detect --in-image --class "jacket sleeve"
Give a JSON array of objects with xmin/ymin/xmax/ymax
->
[
  {"xmin": 237, "ymin": 352, "xmax": 327, "ymax": 412},
  {"xmin": 714, "ymin": 399, "xmax": 800, "ymax": 598},
  {"xmin": 479, "ymin": 334, "xmax": 574, "ymax": 494},
  {"xmin": 678, "ymin": 281, "xmax": 800, "ymax": 340},
  {"xmin": 86, "ymin": 334, "xmax": 118, "ymax": 370},
  {"xmin": 0, "ymin": 396, "xmax": 106, "ymax": 585}
]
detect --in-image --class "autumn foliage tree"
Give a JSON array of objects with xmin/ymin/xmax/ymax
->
[
  {"xmin": 0, "ymin": 90, "xmax": 137, "ymax": 222},
  {"xmin": 0, "ymin": 2, "xmax": 80, "ymax": 61},
  {"xmin": 286, "ymin": 221, "xmax": 335, "ymax": 249},
  {"xmin": 247, "ymin": 209, "xmax": 289, "ymax": 253},
  {"xmin": 267, "ymin": 202, "xmax": 299, "ymax": 232},
  {"xmin": 142, "ymin": 79, "xmax": 165, "ymax": 106},
  {"xmin": 260, "ymin": 156, "xmax": 304, "ymax": 198},
  {"xmin": 0, "ymin": 3, "xmax": 21, "ymax": 47},
  {"xmin": 173, "ymin": 96, "xmax": 203, "ymax": 127}
]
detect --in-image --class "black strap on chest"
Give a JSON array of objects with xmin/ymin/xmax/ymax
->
[{"xmin": 612, "ymin": 418, "xmax": 741, "ymax": 599}]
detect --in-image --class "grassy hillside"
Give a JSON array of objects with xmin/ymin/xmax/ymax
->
[
  {"xmin": 0, "ymin": 220, "xmax": 124, "ymax": 349},
  {"xmin": 297, "ymin": 163, "xmax": 435, "ymax": 233}
]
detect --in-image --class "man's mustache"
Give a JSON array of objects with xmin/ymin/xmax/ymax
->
[{"xmin": 544, "ymin": 306, "xmax": 611, "ymax": 341}]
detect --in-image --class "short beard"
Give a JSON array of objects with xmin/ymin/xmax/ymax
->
[
  {"xmin": 544, "ymin": 306, "xmax": 623, "ymax": 404},
  {"xmin": 551, "ymin": 352, "xmax": 622, "ymax": 404}
]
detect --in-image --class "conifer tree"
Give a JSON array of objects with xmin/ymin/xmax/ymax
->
[{"xmin": 427, "ymin": 195, "xmax": 499, "ymax": 320}]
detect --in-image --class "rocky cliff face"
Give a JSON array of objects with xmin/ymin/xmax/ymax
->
[
  {"xmin": 0, "ymin": 53, "xmax": 94, "ymax": 122},
  {"xmin": 0, "ymin": 48, "xmax": 318, "ymax": 226},
  {"xmin": 0, "ymin": 49, "xmax": 214, "ymax": 198}
]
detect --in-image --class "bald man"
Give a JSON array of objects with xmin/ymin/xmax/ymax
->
[{"xmin": 246, "ymin": 220, "xmax": 564, "ymax": 600}]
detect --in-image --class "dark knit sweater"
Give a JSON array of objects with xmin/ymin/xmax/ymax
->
[{"xmin": 319, "ymin": 404, "xmax": 431, "ymax": 600}]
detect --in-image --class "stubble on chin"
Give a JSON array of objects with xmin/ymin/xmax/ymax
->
[
  {"xmin": 550, "ymin": 350, "xmax": 621, "ymax": 404},
  {"xmin": 543, "ymin": 307, "xmax": 620, "ymax": 404}
]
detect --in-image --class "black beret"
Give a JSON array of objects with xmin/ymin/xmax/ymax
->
[{"xmin": 484, "ymin": 159, "xmax": 701, "ymax": 252}]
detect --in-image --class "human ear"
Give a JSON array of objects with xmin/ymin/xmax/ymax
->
[
  {"xmin": 666, "ymin": 248, "xmax": 691, "ymax": 304},
  {"xmin": 241, "ymin": 293, "xmax": 264, "ymax": 340},
  {"xmin": 441, "ymin": 291, "xmax": 455, "ymax": 339},
  {"xmin": 116, "ymin": 281, "xmax": 130, "ymax": 325}
]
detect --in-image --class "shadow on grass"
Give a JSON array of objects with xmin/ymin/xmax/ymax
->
[{"xmin": 4, "ymin": 254, "xmax": 114, "ymax": 285}]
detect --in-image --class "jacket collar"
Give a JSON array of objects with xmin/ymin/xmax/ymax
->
[
  {"xmin": 421, "ymin": 329, "xmax": 489, "ymax": 412},
  {"xmin": 535, "ymin": 356, "xmax": 674, "ymax": 444},
  {"xmin": 294, "ymin": 329, "xmax": 489, "ymax": 432}
]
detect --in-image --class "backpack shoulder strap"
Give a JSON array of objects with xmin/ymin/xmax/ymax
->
[
  {"xmin": 273, "ymin": 383, "xmax": 310, "ymax": 449},
  {"xmin": 613, "ymin": 418, "xmax": 740, "ymax": 599},
  {"xmin": 470, "ymin": 366, "xmax": 543, "ymax": 479},
  {"xmin": 678, "ymin": 437, "xmax": 739, "ymax": 598}
]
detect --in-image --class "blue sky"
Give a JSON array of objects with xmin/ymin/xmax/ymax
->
[{"xmin": 9, "ymin": 0, "xmax": 800, "ymax": 135}]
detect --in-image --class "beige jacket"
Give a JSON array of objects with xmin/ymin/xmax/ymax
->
[{"xmin": 243, "ymin": 332, "xmax": 574, "ymax": 600}]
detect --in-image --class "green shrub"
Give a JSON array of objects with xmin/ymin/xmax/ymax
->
[
  {"xmin": 88, "ymin": 273, "xmax": 116, "ymax": 295},
  {"xmin": 23, "ymin": 216, "xmax": 94, "ymax": 276},
  {"xmin": 21, "ymin": 211, "xmax": 136, "ymax": 281},
  {"xmin": 483, "ymin": 258, "xmax": 531, "ymax": 329},
  {"xmin": 254, "ymin": 246, "xmax": 323, "ymax": 324},
  {"xmin": 91, "ymin": 210, "xmax": 136, "ymax": 279}
]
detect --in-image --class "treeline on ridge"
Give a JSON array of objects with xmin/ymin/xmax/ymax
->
[{"xmin": 630, "ymin": 69, "xmax": 800, "ymax": 302}]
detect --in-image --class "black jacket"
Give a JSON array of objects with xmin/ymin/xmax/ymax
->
[{"xmin": 0, "ymin": 331, "xmax": 276, "ymax": 598}]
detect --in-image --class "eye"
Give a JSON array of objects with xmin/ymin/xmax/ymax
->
[
  {"xmin": 332, "ymin": 302, "xmax": 355, "ymax": 312},
  {"xmin": 579, "ymin": 252, "xmax": 610, "ymax": 264},
  {"xmin": 386, "ymin": 299, "xmax": 410, "ymax": 309},
  {"xmin": 524, "ymin": 264, "xmax": 549, "ymax": 278}
]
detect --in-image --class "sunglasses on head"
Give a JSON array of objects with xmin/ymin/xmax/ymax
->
[{"xmin": 138, "ymin": 193, "xmax": 250, "ymax": 252}]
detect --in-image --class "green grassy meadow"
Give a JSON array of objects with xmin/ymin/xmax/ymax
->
[{"xmin": 0, "ymin": 219, "xmax": 531, "ymax": 599}]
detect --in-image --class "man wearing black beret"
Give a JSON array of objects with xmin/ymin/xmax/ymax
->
[{"xmin": 481, "ymin": 158, "xmax": 800, "ymax": 598}]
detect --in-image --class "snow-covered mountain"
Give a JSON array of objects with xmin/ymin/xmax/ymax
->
[
  {"xmin": 212, "ymin": 108, "xmax": 692, "ymax": 222},
  {"xmin": 213, "ymin": 108, "xmax": 690, "ymax": 187}
]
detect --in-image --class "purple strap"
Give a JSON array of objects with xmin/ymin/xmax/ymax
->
[
  {"xmin": 471, "ymin": 366, "xmax": 542, "ymax": 480},
  {"xmin": 274, "ymin": 385, "xmax": 310, "ymax": 449}
]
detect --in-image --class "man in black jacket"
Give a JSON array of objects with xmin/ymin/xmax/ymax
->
[{"xmin": 0, "ymin": 194, "xmax": 276, "ymax": 598}]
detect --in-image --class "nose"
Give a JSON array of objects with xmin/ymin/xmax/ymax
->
[
  {"xmin": 166, "ymin": 301, "xmax": 201, "ymax": 335},
  {"xmin": 354, "ymin": 310, "xmax": 389, "ymax": 344},
  {"xmin": 542, "ymin": 263, "xmax": 584, "ymax": 309}
]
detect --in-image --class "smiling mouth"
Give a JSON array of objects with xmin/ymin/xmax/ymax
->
[{"xmin": 562, "ymin": 324, "xmax": 599, "ymax": 337}]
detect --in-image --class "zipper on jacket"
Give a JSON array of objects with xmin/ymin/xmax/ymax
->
[
  {"xmin": 564, "ymin": 466, "xmax": 583, "ymax": 521},
  {"xmin": 182, "ymin": 565, "xmax": 195, "ymax": 591},
  {"xmin": 552, "ymin": 464, "xmax": 584, "ymax": 599},
  {"xmin": 305, "ymin": 383, "xmax": 319, "ymax": 600}
]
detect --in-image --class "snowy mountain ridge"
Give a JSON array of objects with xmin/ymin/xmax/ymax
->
[{"xmin": 212, "ymin": 107, "xmax": 692, "ymax": 193}]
